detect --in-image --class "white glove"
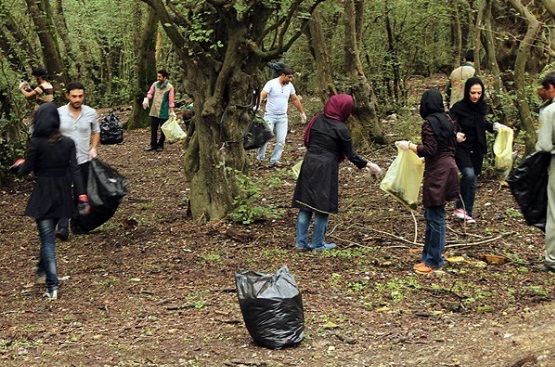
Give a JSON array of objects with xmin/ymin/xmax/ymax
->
[
  {"xmin": 456, "ymin": 132, "xmax": 466, "ymax": 143},
  {"xmin": 142, "ymin": 97, "xmax": 149, "ymax": 110},
  {"xmin": 88, "ymin": 147, "xmax": 97, "ymax": 160},
  {"xmin": 493, "ymin": 122, "xmax": 508, "ymax": 131},
  {"xmin": 367, "ymin": 162, "xmax": 381, "ymax": 175},
  {"xmin": 169, "ymin": 111, "xmax": 177, "ymax": 118},
  {"xmin": 300, "ymin": 113, "xmax": 307, "ymax": 124},
  {"xmin": 395, "ymin": 140, "xmax": 410, "ymax": 151},
  {"xmin": 19, "ymin": 81, "xmax": 30, "ymax": 90}
]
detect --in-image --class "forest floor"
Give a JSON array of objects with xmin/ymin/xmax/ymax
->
[{"xmin": 1, "ymin": 90, "xmax": 555, "ymax": 366}]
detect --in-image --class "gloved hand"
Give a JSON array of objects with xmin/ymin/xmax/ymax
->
[
  {"xmin": 8, "ymin": 158, "xmax": 25, "ymax": 173},
  {"xmin": 456, "ymin": 132, "xmax": 466, "ymax": 143},
  {"xmin": 300, "ymin": 113, "xmax": 307, "ymax": 124},
  {"xmin": 78, "ymin": 195, "xmax": 91, "ymax": 216},
  {"xmin": 18, "ymin": 81, "xmax": 30, "ymax": 90},
  {"xmin": 88, "ymin": 147, "xmax": 97, "ymax": 160},
  {"xmin": 169, "ymin": 110, "xmax": 177, "ymax": 118},
  {"xmin": 367, "ymin": 162, "xmax": 382, "ymax": 176},
  {"xmin": 142, "ymin": 97, "xmax": 149, "ymax": 110},
  {"xmin": 395, "ymin": 140, "xmax": 410, "ymax": 151},
  {"xmin": 493, "ymin": 122, "xmax": 508, "ymax": 131}
]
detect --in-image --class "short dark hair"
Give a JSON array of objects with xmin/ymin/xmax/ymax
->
[
  {"xmin": 158, "ymin": 69, "xmax": 170, "ymax": 78},
  {"xmin": 65, "ymin": 81, "xmax": 85, "ymax": 93},
  {"xmin": 465, "ymin": 50, "xmax": 474, "ymax": 62},
  {"xmin": 541, "ymin": 71, "xmax": 555, "ymax": 90},
  {"xmin": 32, "ymin": 67, "xmax": 47, "ymax": 78},
  {"xmin": 281, "ymin": 67, "xmax": 294, "ymax": 76}
]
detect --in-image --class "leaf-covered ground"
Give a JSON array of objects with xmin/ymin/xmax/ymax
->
[{"xmin": 1, "ymin": 101, "xmax": 555, "ymax": 367}]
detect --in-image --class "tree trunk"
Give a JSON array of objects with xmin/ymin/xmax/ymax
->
[
  {"xmin": 24, "ymin": 0, "xmax": 67, "ymax": 90},
  {"xmin": 343, "ymin": 0, "xmax": 386, "ymax": 146},
  {"xmin": 126, "ymin": 7, "xmax": 157, "ymax": 130},
  {"xmin": 507, "ymin": 0, "xmax": 542, "ymax": 154},
  {"xmin": 305, "ymin": 8, "xmax": 336, "ymax": 102}
]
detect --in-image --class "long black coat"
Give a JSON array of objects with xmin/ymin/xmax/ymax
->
[
  {"xmin": 292, "ymin": 116, "xmax": 367, "ymax": 214},
  {"xmin": 19, "ymin": 136, "xmax": 84, "ymax": 220}
]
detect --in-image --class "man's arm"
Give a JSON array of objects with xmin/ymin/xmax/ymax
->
[
  {"xmin": 290, "ymin": 94, "xmax": 307, "ymax": 123},
  {"xmin": 536, "ymin": 108, "xmax": 555, "ymax": 152}
]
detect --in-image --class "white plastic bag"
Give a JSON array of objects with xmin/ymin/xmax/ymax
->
[
  {"xmin": 493, "ymin": 126, "xmax": 514, "ymax": 180},
  {"xmin": 161, "ymin": 116, "xmax": 186, "ymax": 144}
]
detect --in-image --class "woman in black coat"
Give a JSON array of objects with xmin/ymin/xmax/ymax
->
[
  {"xmin": 396, "ymin": 89, "xmax": 460, "ymax": 273},
  {"xmin": 449, "ymin": 77, "xmax": 504, "ymax": 224},
  {"xmin": 12, "ymin": 103, "xmax": 89, "ymax": 300},
  {"xmin": 292, "ymin": 94, "xmax": 381, "ymax": 251}
]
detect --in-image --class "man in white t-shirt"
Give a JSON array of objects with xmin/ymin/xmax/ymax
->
[{"xmin": 257, "ymin": 67, "xmax": 307, "ymax": 168}]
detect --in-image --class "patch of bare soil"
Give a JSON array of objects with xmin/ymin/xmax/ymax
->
[{"xmin": 1, "ymin": 108, "xmax": 555, "ymax": 367}]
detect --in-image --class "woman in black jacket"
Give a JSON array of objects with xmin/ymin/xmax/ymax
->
[
  {"xmin": 292, "ymin": 94, "xmax": 381, "ymax": 251},
  {"xmin": 12, "ymin": 103, "xmax": 89, "ymax": 300},
  {"xmin": 449, "ymin": 77, "xmax": 504, "ymax": 224}
]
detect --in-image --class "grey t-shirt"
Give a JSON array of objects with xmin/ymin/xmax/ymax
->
[{"xmin": 58, "ymin": 104, "xmax": 100, "ymax": 165}]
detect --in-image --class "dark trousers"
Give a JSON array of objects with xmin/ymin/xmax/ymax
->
[
  {"xmin": 150, "ymin": 117, "xmax": 167, "ymax": 148},
  {"xmin": 58, "ymin": 161, "xmax": 90, "ymax": 231}
]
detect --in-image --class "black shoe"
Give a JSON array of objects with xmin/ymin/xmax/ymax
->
[
  {"xmin": 533, "ymin": 263, "xmax": 555, "ymax": 273},
  {"xmin": 144, "ymin": 146, "xmax": 157, "ymax": 151},
  {"xmin": 156, "ymin": 146, "xmax": 164, "ymax": 152},
  {"xmin": 55, "ymin": 227, "xmax": 69, "ymax": 241}
]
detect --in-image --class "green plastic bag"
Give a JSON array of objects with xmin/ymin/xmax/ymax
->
[
  {"xmin": 380, "ymin": 147, "xmax": 424, "ymax": 210},
  {"xmin": 493, "ymin": 126, "xmax": 514, "ymax": 180},
  {"xmin": 161, "ymin": 116, "xmax": 187, "ymax": 144}
]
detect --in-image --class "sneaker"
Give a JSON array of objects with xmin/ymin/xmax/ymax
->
[
  {"xmin": 295, "ymin": 245, "xmax": 310, "ymax": 251},
  {"xmin": 270, "ymin": 161, "xmax": 284, "ymax": 168},
  {"xmin": 413, "ymin": 262, "xmax": 436, "ymax": 274},
  {"xmin": 454, "ymin": 208, "xmax": 466, "ymax": 219},
  {"xmin": 156, "ymin": 146, "xmax": 164, "ymax": 152},
  {"xmin": 144, "ymin": 146, "xmax": 157, "ymax": 152},
  {"xmin": 534, "ymin": 263, "xmax": 555, "ymax": 273},
  {"xmin": 311, "ymin": 243, "xmax": 336, "ymax": 251},
  {"xmin": 43, "ymin": 289, "xmax": 58, "ymax": 300},
  {"xmin": 465, "ymin": 216, "xmax": 476, "ymax": 224},
  {"xmin": 55, "ymin": 227, "xmax": 69, "ymax": 241}
]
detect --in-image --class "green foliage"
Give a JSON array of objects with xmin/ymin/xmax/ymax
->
[{"xmin": 223, "ymin": 165, "xmax": 286, "ymax": 224}]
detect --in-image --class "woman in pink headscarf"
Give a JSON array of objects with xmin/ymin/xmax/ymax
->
[{"xmin": 292, "ymin": 94, "xmax": 381, "ymax": 251}]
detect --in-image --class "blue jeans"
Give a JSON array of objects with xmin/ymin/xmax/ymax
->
[
  {"xmin": 37, "ymin": 218, "xmax": 59, "ymax": 291},
  {"xmin": 456, "ymin": 166, "xmax": 477, "ymax": 216},
  {"xmin": 257, "ymin": 114, "xmax": 288, "ymax": 165},
  {"xmin": 296, "ymin": 209, "xmax": 329, "ymax": 248},
  {"xmin": 422, "ymin": 205, "xmax": 446, "ymax": 268}
]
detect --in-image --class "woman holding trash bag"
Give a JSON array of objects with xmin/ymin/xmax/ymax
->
[
  {"xmin": 292, "ymin": 94, "xmax": 381, "ymax": 251},
  {"xmin": 396, "ymin": 89, "xmax": 460, "ymax": 274},
  {"xmin": 449, "ymin": 77, "xmax": 506, "ymax": 224},
  {"xmin": 10, "ymin": 103, "xmax": 90, "ymax": 300}
]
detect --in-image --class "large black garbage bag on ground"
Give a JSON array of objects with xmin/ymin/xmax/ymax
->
[
  {"xmin": 100, "ymin": 112, "xmax": 124, "ymax": 145},
  {"xmin": 506, "ymin": 151, "xmax": 550, "ymax": 232},
  {"xmin": 243, "ymin": 114, "xmax": 273, "ymax": 150},
  {"xmin": 72, "ymin": 159, "xmax": 128, "ymax": 233},
  {"xmin": 235, "ymin": 265, "xmax": 304, "ymax": 349}
]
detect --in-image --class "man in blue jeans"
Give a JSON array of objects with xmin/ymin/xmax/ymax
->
[{"xmin": 257, "ymin": 67, "xmax": 307, "ymax": 168}]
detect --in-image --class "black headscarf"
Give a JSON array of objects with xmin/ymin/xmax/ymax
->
[
  {"xmin": 451, "ymin": 76, "xmax": 488, "ymax": 117},
  {"xmin": 419, "ymin": 89, "xmax": 454, "ymax": 148},
  {"xmin": 31, "ymin": 102, "xmax": 60, "ymax": 138}
]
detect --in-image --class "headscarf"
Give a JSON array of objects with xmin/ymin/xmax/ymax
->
[
  {"xmin": 419, "ymin": 89, "xmax": 454, "ymax": 148},
  {"xmin": 304, "ymin": 94, "xmax": 354, "ymax": 147},
  {"xmin": 451, "ymin": 76, "xmax": 488, "ymax": 117},
  {"xmin": 31, "ymin": 102, "xmax": 60, "ymax": 138}
]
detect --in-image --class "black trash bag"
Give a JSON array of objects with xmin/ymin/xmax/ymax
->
[
  {"xmin": 72, "ymin": 159, "xmax": 128, "ymax": 233},
  {"xmin": 506, "ymin": 151, "xmax": 550, "ymax": 232},
  {"xmin": 100, "ymin": 112, "xmax": 124, "ymax": 145},
  {"xmin": 243, "ymin": 114, "xmax": 273, "ymax": 150},
  {"xmin": 235, "ymin": 265, "xmax": 304, "ymax": 349}
]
